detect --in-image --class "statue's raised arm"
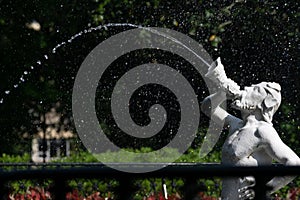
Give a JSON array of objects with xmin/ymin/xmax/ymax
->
[{"xmin": 201, "ymin": 57, "xmax": 242, "ymax": 128}]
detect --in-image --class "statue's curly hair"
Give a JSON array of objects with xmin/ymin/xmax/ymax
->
[{"xmin": 254, "ymin": 82, "xmax": 281, "ymax": 124}]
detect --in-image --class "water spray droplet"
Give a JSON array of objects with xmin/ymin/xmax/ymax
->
[{"xmin": 0, "ymin": 24, "xmax": 148, "ymax": 108}]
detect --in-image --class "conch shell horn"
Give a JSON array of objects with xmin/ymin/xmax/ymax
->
[{"xmin": 205, "ymin": 57, "xmax": 241, "ymax": 97}]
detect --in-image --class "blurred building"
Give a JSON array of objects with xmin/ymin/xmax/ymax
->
[{"xmin": 30, "ymin": 107, "xmax": 74, "ymax": 163}]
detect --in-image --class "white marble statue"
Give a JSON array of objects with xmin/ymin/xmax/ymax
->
[{"xmin": 201, "ymin": 58, "xmax": 300, "ymax": 200}]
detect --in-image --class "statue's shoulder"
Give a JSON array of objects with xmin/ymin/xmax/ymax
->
[{"xmin": 256, "ymin": 122, "xmax": 278, "ymax": 139}]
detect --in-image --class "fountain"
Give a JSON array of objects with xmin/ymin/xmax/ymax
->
[
  {"xmin": 1, "ymin": 19, "xmax": 299, "ymax": 198},
  {"xmin": 1, "ymin": 23, "xmax": 221, "ymax": 170}
]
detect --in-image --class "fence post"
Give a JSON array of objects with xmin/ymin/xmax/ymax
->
[
  {"xmin": 183, "ymin": 177, "xmax": 205, "ymax": 200},
  {"xmin": 253, "ymin": 176, "xmax": 272, "ymax": 200},
  {"xmin": 52, "ymin": 178, "xmax": 67, "ymax": 200},
  {"xmin": 0, "ymin": 181, "xmax": 6, "ymax": 200},
  {"xmin": 117, "ymin": 177, "xmax": 136, "ymax": 200}
]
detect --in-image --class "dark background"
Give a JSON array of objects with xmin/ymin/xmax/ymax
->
[{"xmin": 0, "ymin": 0, "xmax": 299, "ymax": 155}]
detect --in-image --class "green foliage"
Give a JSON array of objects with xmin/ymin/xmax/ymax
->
[
  {"xmin": 176, "ymin": 148, "xmax": 221, "ymax": 163},
  {"xmin": 276, "ymin": 103, "xmax": 300, "ymax": 154},
  {"xmin": 56, "ymin": 150, "xmax": 98, "ymax": 163},
  {"xmin": 0, "ymin": 153, "xmax": 30, "ymax": 163},
  {"xmin": 68, "ymin": 178, "xmax": 117, "ymax": 197},
  {"xmin": 57, "ymin": 147, "xmax": 201, "ymax": 163}
]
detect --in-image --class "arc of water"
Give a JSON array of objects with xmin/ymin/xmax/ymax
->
[{"xmin": 1, "ymin": 23, "xmax": 222, "ymax": 158}]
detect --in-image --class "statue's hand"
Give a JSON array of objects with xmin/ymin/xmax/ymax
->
[
  {"xmin": 238, "ymin": 177, "xmax": 255, "ymax": 200},
  {"xmin": 205, "ymin": 57, "xmax": 228, "ymax": 84},
  {"xmin": 206, "ymin": 57, "xmax": 241, "ymax": 98},
  {"xmin": 223, "ymin": 78, "xmax": 241, "ymax": 98}
]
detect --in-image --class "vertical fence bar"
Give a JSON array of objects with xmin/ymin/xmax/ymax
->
[
  {"xmin": 52, "ymin": 178, "xmax": 67, "ymax": 200},
  {"xmin": 253, "ymin": 176, "xmax": 272, "ymax": 200},
  {"xmin": 117, "ymin": 177, "xmax": 136, "ymax": 200},
  {"xmin": 183, "ymin": 177, "xmax": 200, "ymax": 200},
  {"xmin": 0, "ymin": 181, "xmax": 5, "ymax": 200}
]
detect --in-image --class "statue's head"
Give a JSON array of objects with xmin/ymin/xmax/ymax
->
[{"xmin": 232, "ymin": 82, "xmax": 281, "ymax": 123}]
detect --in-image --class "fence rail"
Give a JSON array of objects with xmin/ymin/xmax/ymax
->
[{"xmin": 1, "ymin": 163, "xmax": 300, "ymax": 200}]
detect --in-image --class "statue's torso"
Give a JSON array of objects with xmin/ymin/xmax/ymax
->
[
  {"xmin": 222, "ymin": 120, "xmax": 273, "ymax": 166},
  {"xmin": 221, "ymin": 118, "xmax": 273, "ymax": 199}
]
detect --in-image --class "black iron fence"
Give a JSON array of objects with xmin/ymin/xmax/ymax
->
[{"xmin": 1, "ymin": 163, "xmax": 300, "ymax": 200}]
